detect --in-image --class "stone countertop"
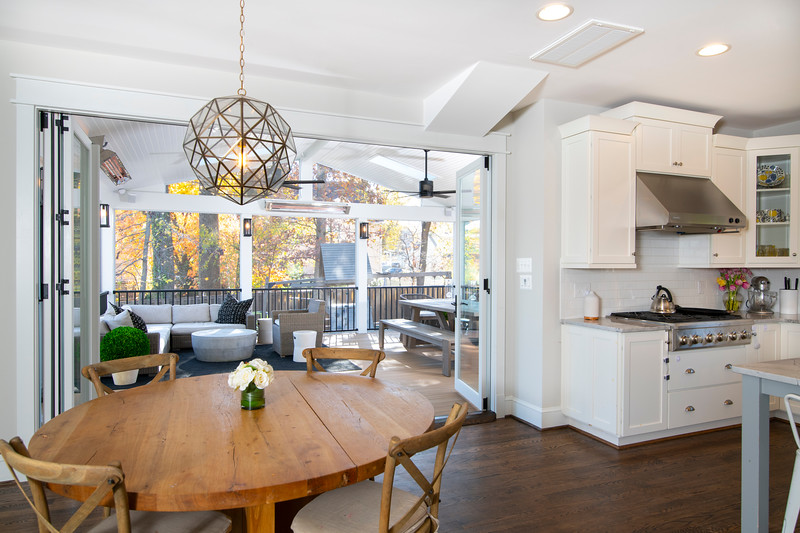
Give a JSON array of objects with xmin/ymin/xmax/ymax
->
[
  {"xmin": 562, "ymin": 312, "xmax": 800, "ymax": 332},
  {"xmin": 732, "ymin": 357, "xmax": 800, "ymax": 385},
  {"xmin": 561, "ymin": 317, "xmax": 668, "ymax": 333}
]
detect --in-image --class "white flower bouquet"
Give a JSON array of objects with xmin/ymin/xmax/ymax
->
[{"xmin": 228, "ymin": 358, "xmax": 275, "ymax": 391}]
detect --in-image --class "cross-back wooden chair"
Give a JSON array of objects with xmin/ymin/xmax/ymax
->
[
  {"xmin": 302, "ymin": 347, "xmax": 386, "ymax": 378},
  {"xmin": 291, "ymin": 402, "xmax": 468, "ymax": 533},
  {"xmin": 0, "ymin": 436, "xmax": 231, "ymax": 533},
  {"xmin": 80, "ymin": 353, "xmax": 179, "ymax": 397}
]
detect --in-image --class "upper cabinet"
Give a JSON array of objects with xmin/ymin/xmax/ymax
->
[
  {"xmin": 560, "ymin": 116, "xmax": 637, "ymax": 269},
  {"xmin": 745, "ymin": 137, "xmax": 800, "ymax": 266},
  {"xmin": 603, "ymin": 102, "xmax": 721, "ymax": 177}
]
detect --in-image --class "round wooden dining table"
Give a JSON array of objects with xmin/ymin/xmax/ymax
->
[{"xmin": 28, "ymin": 371, "xmax": 435, "ymax": 532}]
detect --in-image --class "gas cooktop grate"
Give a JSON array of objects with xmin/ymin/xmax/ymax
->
[{"xmin": 609, "ymin": 307, "xmax": 740, "ymax": 323}]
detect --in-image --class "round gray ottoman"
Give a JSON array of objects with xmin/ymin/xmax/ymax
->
[{"xmin": 191, "ymin": 328, "xmax": 257, "ymax": 362}]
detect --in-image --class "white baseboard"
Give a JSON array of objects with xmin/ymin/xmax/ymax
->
[{"xmin": 504, "ymin": 396, "xmax": 566, "ymax": 429}]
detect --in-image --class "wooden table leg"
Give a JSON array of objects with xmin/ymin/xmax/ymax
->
[{"xmin": 245, "ymin": 503, "xmax": 275, "ymax": 533}]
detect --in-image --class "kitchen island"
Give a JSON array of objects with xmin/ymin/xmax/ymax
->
[{"xmin": 732, "ymin": 358, "xmax": 800, "ymax": 532}]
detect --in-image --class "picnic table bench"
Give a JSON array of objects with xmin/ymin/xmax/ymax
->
[{"xmin": 379, "ymin": 318, "xmax": 455, "ymax": 376}]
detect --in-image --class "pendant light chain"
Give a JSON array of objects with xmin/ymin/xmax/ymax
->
[{"xmin": 238, "ymin": 0, "xmax": 246, "ymax": 96}]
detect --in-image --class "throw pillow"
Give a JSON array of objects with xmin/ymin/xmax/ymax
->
[
  {"xmin": 111, "ymin": 303, "xmax": 148, "ymax": 332},
  {"xmin": 216, "ymin": 295, "xmax": 253, "ymax": 324},
  {"xmin": 104, "ymin": 309, "xmax": 134, "ymax": 330}
]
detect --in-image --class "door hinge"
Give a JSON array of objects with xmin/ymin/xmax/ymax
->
[
  {"xmin": 40, "ymin": 283, "xmax": 49, "ymax": 301},
  {"xmin": 484, "ymin": 156, "xmax": 490, "ymax": 170},
  {"xmin": 56, "ymin": 279, "xmax": 70, "ymax": 296},
  {"xmin": 483, "ymin": 278, "xmax": 490, "ymax": 294},
  {"xmin": 56, "ymin": 209, "xmax": 69, "ymax": 226},
  {"xmin": 664, "ymin": 375, "xmax": 670, "ymax": 381},
  {"xmin": 482, "ymin": 397, "xmax": 489, "ymax": 411},
  {"xmin": 39, "ymin": 111, "xmax": 49, "ymax": 132},
  {"xmin": 56, "ymin": 115, "xmax": 69, "ymax": 133}
]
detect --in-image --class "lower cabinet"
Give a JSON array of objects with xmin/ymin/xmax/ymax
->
[{"xmin": 561, "ymin": 324, "xmax": 770, "ymax": 446}]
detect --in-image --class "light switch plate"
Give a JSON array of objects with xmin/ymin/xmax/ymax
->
[
  {"xmin": 517, "ymin": 257, "xmax": 532, "ymax": 273},
  {"xmin": 520, "ymin": 274, "xmax": 532, "ymax": 290}
]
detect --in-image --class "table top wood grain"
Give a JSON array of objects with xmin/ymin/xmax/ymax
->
[{"xmin": 29, "ymin": 372, "xmax": 434, "ymax": 530}]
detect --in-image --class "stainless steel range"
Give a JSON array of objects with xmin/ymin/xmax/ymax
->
[{"xmin": 609, "ymin": 307, "xmax": 754, "ymax": 352}]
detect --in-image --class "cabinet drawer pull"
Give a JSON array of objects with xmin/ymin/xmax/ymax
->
[
  {"xmin": 724, "ymin": 363, "xmax": 733, "ymax": 370},
  {"xmin": 685, "ymin": 368, "xmax": 696, "ymax": 374},
  {"xmin": 685, "ymin": 406, "xmax": 695, "ymax": 412},
  {"xmin": 724, "ymin": 399, "xmax": 734, "ymax": 406}
]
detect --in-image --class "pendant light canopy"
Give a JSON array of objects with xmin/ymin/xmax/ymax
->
[{"xmin": 183, "ymin": 0, "xmax": 296, "ymax": 205}]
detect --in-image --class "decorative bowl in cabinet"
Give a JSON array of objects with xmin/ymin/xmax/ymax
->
[{"xmin": 757, "ymin": 165, "xmax": 785, "ymax": 188}]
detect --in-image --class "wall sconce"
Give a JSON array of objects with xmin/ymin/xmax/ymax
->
[
  {"xmin": 359, "ymin": 222, "xmax": 369, "ymax": 240},
  {"xmin": 100, "ymin": 204, "xmax": 110, "ymax": 228},
  {"xmin": 242, "ymin": 218, "xmax": 252, "ymax": 237}
]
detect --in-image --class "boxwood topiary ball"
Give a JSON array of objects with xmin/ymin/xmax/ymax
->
[{"xmin": 100, "ymin": 327, "xmax": 150, "ymax": 362}]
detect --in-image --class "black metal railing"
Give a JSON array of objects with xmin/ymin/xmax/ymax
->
[
  {"xmin": 113, "ymin": 285, "xmax": 451, "ymax": 332},
  {"xmin": 114, "ymin": 289, "xmax": 242, "ymax": 306}
]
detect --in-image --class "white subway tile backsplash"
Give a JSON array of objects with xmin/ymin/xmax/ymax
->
[{"xmin": 561, "ymin": 233, "xmax": 800, "ymax": 318}]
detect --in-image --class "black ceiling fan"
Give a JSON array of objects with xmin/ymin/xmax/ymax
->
[{"xmin": 398, "ymin": 149, "xmax": 456, "ymax": 198}]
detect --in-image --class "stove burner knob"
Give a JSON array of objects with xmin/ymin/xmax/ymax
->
[
  {"xmin": 740, "ymin": 331, "xmax": 750, "ymax": 340},
  {"xmin": 679, "ymin": 336, "xmax": 689, "ymax": 346},
  {"xmin": 691, "ymin": 335, "xmax": 701, "ymax": 345},
  {"xmin": 728, "ymin": 332, "xmax": 739, "ymax": 341},
  {"xmin": 705, "ymin": 333, "xmax": 714, "ymax": 344},
  {"xmin": 716, "ymin": 333, "xmax": 725, "ymax": 342}
]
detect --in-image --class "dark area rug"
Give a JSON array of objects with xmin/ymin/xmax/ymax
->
[{"xmin": 101, "ymin": 343, "xmax": 360, "ymax": 391}]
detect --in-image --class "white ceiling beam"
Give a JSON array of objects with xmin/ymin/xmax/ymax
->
[{"xmin": 423, "ymin": 61, "xmax": 549, "ymax": 137}]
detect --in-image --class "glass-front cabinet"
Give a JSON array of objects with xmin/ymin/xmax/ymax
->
[{"xmin": 747, "ymin": 147, "xmax": 800, "ymax": 265}]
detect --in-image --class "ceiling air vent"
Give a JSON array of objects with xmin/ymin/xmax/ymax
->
[{"xmin": 530, "ymin": 19, "xmax": 644, "ymax": 68}]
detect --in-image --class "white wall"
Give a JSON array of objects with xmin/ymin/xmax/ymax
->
[{"xmin": 502, "ymin": 99, "xmax": 605, "ymax": 428}]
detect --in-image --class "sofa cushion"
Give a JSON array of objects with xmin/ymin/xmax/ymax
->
[
  {"xmin": 173, "ymin": 304, "xmax": 211, "ymax": 323},
  {"xmin": 126, "ymin": 304, "xmax": 172, "ymax": 324},
  {"xmin": 111, "ymin": 303, "xmax": 148, "ymax": 332},
  {"xmin": 104, "ymin": 309, "xmax": 134, "ymax": 330},
  {"xmin": 210, "ymin": 304, "xmax": 222, "ymax": 322},
  {"xmin": 171, "ymin": 322, "xmax": 244, "ymax": 336},
  {"xmin": 145, "ymin": 324, "xmax": 172, "ymax": 353},
  {"xmin": 216, "ymin": 295, "xmax": 252, "ymax": 325}
]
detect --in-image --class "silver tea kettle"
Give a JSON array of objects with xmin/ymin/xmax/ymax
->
[{"xmin": 651, "ymin": 285, "xmax": 676, "ymax": 314}]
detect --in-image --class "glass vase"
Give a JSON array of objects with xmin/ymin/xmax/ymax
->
[
  {"xmin": 241, "ymin": 383, "xmax": 265, "ymax": 410},
  {"xmin": 723, "ymin": 290, "xmax": 742, "ymax": 313}
]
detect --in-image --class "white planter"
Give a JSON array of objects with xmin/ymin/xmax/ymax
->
[{"xmin": 112, "ymin": 369, "xmax": 139, "ymax": 386}]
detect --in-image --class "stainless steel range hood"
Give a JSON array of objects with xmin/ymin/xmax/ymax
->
[{"xmin": 636, "ymin": 172, "xmax": 746, "ymax": 234}]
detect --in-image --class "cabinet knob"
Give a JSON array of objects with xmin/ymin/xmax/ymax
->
[
  {"xmin": 713, "ymin": 253, "xmax": 719, "ymax": 257},
  {"xmin": 685, "ymin": 406, "xmax": 695, "ymax": 412},
  {"xmin": 685, "ymin": 368, "xmax": 696, "ymax": 374},
  {"xmin": 724, "ymin": 399, "xmax": 734, "ymax": 406},
  {"xmin": 724, "ymin": 363, "xmax": 733, "ymax": 370},
  {"xmin": 794, "ymin": 253, "xmax": 797, "ymax": 257}
]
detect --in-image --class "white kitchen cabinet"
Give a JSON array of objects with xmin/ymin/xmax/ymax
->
[
  {"xmin": 559, "ymin": 115, "xmax": 637, "ymax": 269},
  {"xmin": 561, "ymin": 325, "xmax": 667, "ymax": 441},
  {"xmin": 602, "ymin": 101, "xmax": 721, "ymax": 178},
  {"xmin": 780, "ymin": 322, "xmax": 800, "ymax": 359},
  {"xmin": 635, "ymin": 118, "xmax": 714, "ymax": 177},
  {"xmin": 745, "ymin": 139, "xmax": 800, "ymax": 266}
]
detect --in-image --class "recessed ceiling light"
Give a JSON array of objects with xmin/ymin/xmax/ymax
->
[
  {"xmin": 537, "ymin": 3, "xmax": 573, "ymax": 21},
  {"xmin": 697, "ymin": 43, "xmax": 730, "ymax": 57}
]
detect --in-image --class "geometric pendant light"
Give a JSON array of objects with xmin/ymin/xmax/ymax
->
[{"xmin": 183, "ymin": 0, "xmax": 296, "ymax": 205}]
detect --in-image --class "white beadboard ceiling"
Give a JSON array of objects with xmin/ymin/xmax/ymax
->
[{"xmin": 73, "ymin": 115, "xmax": 480, "ymax": 206}]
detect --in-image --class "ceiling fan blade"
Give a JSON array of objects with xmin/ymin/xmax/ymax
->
[
  {"xmin": 435, "ymin": 190, "xmax": 456, "ymax": 195},
  {"xmin": 282, "ymin": 179, "xmax": 325, "ymax": 185}
]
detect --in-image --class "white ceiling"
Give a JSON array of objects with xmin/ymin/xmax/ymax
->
[
  {"xmin": 5, "ymin": 0, "xmax": 800, "ymax": 200},
  {"xmin": 2, "ymin": 0, "xmax": 798, "ymax": 132}
]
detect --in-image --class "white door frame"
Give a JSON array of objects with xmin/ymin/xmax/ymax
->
[{"xmin": 12, "ymin": 75, "xmax": 509, "ymax": 444}]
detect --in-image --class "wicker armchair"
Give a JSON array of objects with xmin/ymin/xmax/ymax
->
[{"xmin": 271, "ymin": 299, "xmax": 327, "ymax": 356}]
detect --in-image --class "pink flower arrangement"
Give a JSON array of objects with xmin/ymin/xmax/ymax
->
[{"xmin": 716, "ymin": 268, "xmax": 753, "ymax": 293}]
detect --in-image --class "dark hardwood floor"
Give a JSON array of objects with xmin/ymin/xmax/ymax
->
[{"xmin": 1, "ymin": 418, "xmax": 796, "ymax": 532}]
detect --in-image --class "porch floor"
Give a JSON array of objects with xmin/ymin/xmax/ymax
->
[{"xmin": 324, "ymin": 330, "xmax": 478, "ymax": 417}]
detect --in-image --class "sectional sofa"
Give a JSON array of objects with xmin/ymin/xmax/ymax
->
[{"xmin": 100, "ymin": 303, "xmax": 256, "ymax": 353}]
